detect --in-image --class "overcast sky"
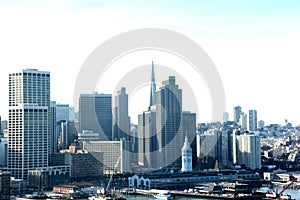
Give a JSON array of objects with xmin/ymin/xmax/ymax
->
[{"xmin": 1, "ymin": 0, "xmax": 300, "ymax": 125}]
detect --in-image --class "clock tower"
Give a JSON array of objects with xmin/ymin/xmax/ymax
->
[{"xmin": 181, "ymin": 135, "xmax": 192, "ymax": 172}]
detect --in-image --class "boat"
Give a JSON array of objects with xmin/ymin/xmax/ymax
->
[
  {"xmin": 16, "ymin": 192, "xmax": 47, "ymax": 199},
  {"xmin": 88, "ymin": 194, "xmax": 126, "ymax": 200},
  {"xmin": 153, "ymin": 191, "xmax": 175, "ymax": 200},
  {"xmin": 279, "ymin": 194, "xmax": 293, "ymax": 200}
]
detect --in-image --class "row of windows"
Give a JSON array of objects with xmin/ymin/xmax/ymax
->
[
  {"xmin": 9, "ymin": 109, "xmax": 48, "ymax": 112},
  {"xmin": 9, "ymin": 73, "xmax": 50, "ymax": 77}
]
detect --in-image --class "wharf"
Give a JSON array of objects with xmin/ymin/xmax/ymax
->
[{"xmin": 123, "ymin": 189, "xmax": 263, "ymax": 199}]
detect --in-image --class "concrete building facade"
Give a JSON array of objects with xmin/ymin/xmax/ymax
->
[{"xmin": 8, "ymin": 69, "xmax": 50, "ymax": 179}]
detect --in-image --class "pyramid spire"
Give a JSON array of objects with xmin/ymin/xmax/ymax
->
[{"xmin": 149, "ymin": 61, "xmax": 156, "ymax": 107}]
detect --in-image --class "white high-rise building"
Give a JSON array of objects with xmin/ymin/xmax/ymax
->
[
  {"xmin": 234, "ymin": 133, "xmax": 261, "ymax": 169},
  {"xmin": 181, "ymin": 136, "xmax": 192, "ymax": 172},
  {"xmin": 8, "ymin": 69, "xmax": 50, "ymax": 179}
]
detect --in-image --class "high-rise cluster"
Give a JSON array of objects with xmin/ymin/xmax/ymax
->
[{"xmin": 138, "ymin": 62, "xmax": 196, "ymax": 170}]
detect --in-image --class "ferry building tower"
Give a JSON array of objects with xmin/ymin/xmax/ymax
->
[{"xmin": 181, "ymin": 135, "xmax": 192, "ymax": 172}]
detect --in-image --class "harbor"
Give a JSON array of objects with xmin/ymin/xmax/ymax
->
[{"xmin": 6, "ymin": 183, "xmax": 300, "ymax": 200}]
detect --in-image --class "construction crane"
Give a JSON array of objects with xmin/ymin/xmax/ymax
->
[
  {"xmin": 278, "ymin": 177, "xmax": 297, "ymax": 196},
  {"xmin": 105, "ymin": 156, "xmax": 121, "ymax": 194}
]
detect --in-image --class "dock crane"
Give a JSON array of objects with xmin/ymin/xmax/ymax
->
[
  {"xmin": 266, "ymin": 177, "xmax": 298, "ymax": 199},
  {"xmin": 105, "ymin": 157, "xmax": 121, "ymax": 194},
  {"xmin": 277, "ymin": 177, "xmax": 297, "ymax": 197}
]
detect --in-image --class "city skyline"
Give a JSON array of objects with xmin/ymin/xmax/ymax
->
[
  {"xmin": 1, "ymin": 2, "xmax": 300, "ymax": 198},
  {"xmin": 0, "ymin": 67, "xmax": 296, "ymax": 127},
  {"xmin": 1, "ymin": 1, "xmax": 300, "ymax": 125}
]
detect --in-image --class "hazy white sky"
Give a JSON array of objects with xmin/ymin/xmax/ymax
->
[{"xmin": 1, "ymin": 0, "xmax": 300, "ymax": 125}]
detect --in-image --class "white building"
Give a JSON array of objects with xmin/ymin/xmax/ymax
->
[
  {"xmin": 82, "ymin": 138, "xmax": 131, "ymax": 174},
  {"xmin": 181, "ymin": 136, "xmax": 192, "ymax": 172},
  {"xmin": 234, "ymin": 133, "xmax": 261, "ymax": 169},
  {"xmin": 8, "ymin": 69, "xmax": 50, "ymax": 179}
]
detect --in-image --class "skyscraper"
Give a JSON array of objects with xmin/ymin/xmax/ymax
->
[
  {"xmin": 137, "ymin": 63, "xmax": 158, "ymax": 168},
  {"xmin": 138, "ymin": 108, "xmax": 158, "ymax": 168},
  {"xmin": 113, "ymin": 87, "xmax": 130, "ymax": 141},
  {"xmin": 57, "ymin": 120, "xmax": 77, "ymax": 150},
  {"xmin": 49, "ymin": 101, "xmax": 57, "ymax": 155},
  {"xmin": 56, "ymin": 104, "xmax": 70, "ymax": 122},
  {"xmin": 156, "ymin": 76, "xmax": 183, "ymax": 168},
  {"xmin": 249, "ymin": 110, "xmax": 258, "ymax": 131},
  {"xmin": 234, "ymin": 133, "xmax": 261, "ymax": 169},
  {"xmin": 233, "ymin": 106, "xmax": 242, "ymax": 124},
  {"xmin": 8, "ymin": 69, "xmax": 50, "ymax": 179},
  {"xmin": 149, "ymin": 61, "xmax": 156, "ymax": 107},
  {"xmin": 241, "ymin": 112, "xmax": 248, "ymax": 130},
  {"xmin": 200, "ymin": 129, "xmax": 230, "ymax": 169},
  {"xmin": 79, "ymin": 93, "xmax": 112, "ymax": 140},
  {"xmin": 138, "ymin": 64, "xmax": 195, "ymax": 170}
]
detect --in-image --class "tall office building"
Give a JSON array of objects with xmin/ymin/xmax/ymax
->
[
  {"xmin": 57, "ymin": 120, "xmax": 77, "ymax": 150},
  {"xmin": 79, "ymin": 94, "xmax": 112, "ymax": 141},
  {"xmin": 113, "ymin": 87, "xmax": 130, "ymax": 141},
  {"xmin": 69, "ymin": 107, "xmax": 76, "ymax": 122},
  {"xmin": 137, "ymin": 63, "xmax": 159, "ymax": 168},
  {"xmin": 50, "ymin": 103, "xmax": 78, "ymax": 154},
  {"xmin": 249, "ymin": 110, "xmax": 257, "ymax": 131},
  {"xmin": 1, "ymin": 120, "xmax": 8, "ymax": 135},
  {"xmin": 49, "ymin": 101, "xmax": 57, "ymax": 155},
  {"xmin": 138, "ymin": 108, "xmax": 158, "ymax": 168},
  {"xmin": 241, "ymin": 113, "xmax": 248, "ymax": 130},
  {"xmin": 8, "ymin": 69, "xmax": 50, "ymax": 179},
  {"xmin": 200, "ymin": 129, "xmax": 230, "ymax": 169},
  {"xmin": 156, "ymin": 76, "xmax": 183, "ymax": 168},
  {"xmin": 234, "ymin": 133, "xmax": 261, "ymax": 169},
  {"xmin": 150, "ymin": 61, "xmax": 156, "ymax": 107},
  {"xmin": 0, "ymin": 137, "xmax": 8, "ymax": 167},
  {"xmin": 1, "ymin": 119, "xmax": 8, "ymax": 139},
  {"xmin": 138, "ymin": 64, "xmax": 195, "ymax": 170},
  {"xmin": 56, "ymin": 104, "xmax": 69, "ymax": 122},
  {"xmin": 233, "ymin": 106, "xmax": 242, "ymax": 124}
]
